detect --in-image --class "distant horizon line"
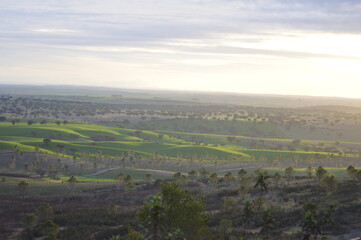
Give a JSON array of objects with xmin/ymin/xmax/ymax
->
[{"xmin": 1, "ymin": 83, "xmax": 361, "ymax": 101}]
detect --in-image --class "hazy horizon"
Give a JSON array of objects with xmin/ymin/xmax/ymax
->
[
  {"xmin": 3, "ymin": 83, "xmax": 361, "ymax": 102},
  {"xmin": 1, "ymin": 1, "xmax": 361, "ymax": 98}
]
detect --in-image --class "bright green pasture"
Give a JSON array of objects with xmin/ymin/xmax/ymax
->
[
  {"xmin": 120, "ymin": 118, "xmax": 286, "ymax": 138},
  {"xmin": 0, "ymin": 122, "xmax": 253, "ymax": 159},
  {"xmin": 0, "ymin": 121, "xmax": 359, "ymax": 164},
  {"xmin": 95, "ymin": 141, "xmax": 250, "ymax": 158},
  {"xmin": 157, "ymin": 129, "xmax": 361, "ymax": 148}
]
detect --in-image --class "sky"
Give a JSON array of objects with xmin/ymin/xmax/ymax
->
[{"xmin": 1, "ymin": 0, "xmax": 361, "ymax": 98}]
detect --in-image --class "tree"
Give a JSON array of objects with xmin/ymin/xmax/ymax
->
[
  {"xmin": 36, "ymin": 168, "xmax": 46, "ymax": 177},
  {"xmin": 124, "ymin": 175, "xmax": 135, "ymax": 191},
  {"xmin": 208, "ymin": 172, "xmax": 218, "ymax": 187},
  {"xmin": 44, "ymin": 232, "xmax": 59, "ymax": 240},
  {"xmin": 43, "ymin": 138, "xmax": 52, "ymax": 145},
  {"xmin": 27, "ymin": 120, "xmax": 35, "ymax": 125},
  {"xmin": 35, "ymin": 203, "xmax": 54, "ymax": 223},
  {"xmin": 138, "ymin": 194, "xmax": 164, "ymax": 240},
  {"xmin": 107, "ymin": 204, "xmax": 121, "ymax": 219},
  {"xmin": 9, "ymin": 153, "xmax": 17, "ymax": 169},
  {"xmin": 306, "ymin": 166, "xmax": 313, "ymax": 178},
  {"xmin": 37, "ymin": 220, "xmax": 59, "ymax": 239},
  {"xmin": 227, "ymin": 136, "xmax": 236, "ymax": 142},
  {"xmin": 40, "ymin": 119, "xmax": 48, "ymax": 125},
  {"xmin": 292, "ymin": 139, "xmax": 301, "ymax": 145},
  {"xmin": 254, "ymin": 170, "xmax": 270, "ymax": 194},
  {"xmin": 261, "ymin": 207, "xmax": 275, "ymax": 238},
  {"xmin": 18, "ymin": 181, "xmax": 29, "ymax": 199},
  {"xmin": 218, "ymin": 218, "xmax": 233, "ymax": 235},
  {"xmin": 56, "ymin": 144, "xmax": 65, "ymax": 154},
  {"xmin": 109, "ymin": 235, "xmax": 121, "ymax": 240},
  {"xmin": 173, "ymin": 172, "xmax": 182, "ymax": 182},
  {"xmin": 273, "ymin": 172, "xmax": 282, "ymax": 188},
  {"xmin": 356, "ymin": 170, "xmax": 361, "ymax": 181},
  {"xmin": 137, "ymin": 182, "xmax": 209, "ymax": 239},
  {"xmin": 145, "ymin": 173, "xmax": 153, "ymax": 184},
  {"xmin": 224, "ymin": 172, "xmax": 235, "ymax": 184},
  {"xmin": 68, "ymin": 176, "xmax": 77, "ymax": 194},
  {"xmin": 321, "ymin": 175, "xmax": 339, "ymax": 195},
  {"xmin": 242, "ymin": 200, "xmax": 254, "ymax": 227},
  {"xmin": 302, "ymin": 209, "xmax": 319, "ymax": 240},
  {"xmin": 199, "ymin": 168, "xmax": 210, "ymax": 178},
  {"xmin": 23, "ymin": 214, "xmax": 38, "ymax": 229},
  {"xmin": 116, "ymin": 172, "xmax": 124, "ymax": 183},
  {"xmin": 188, "ymin": 170, "xmax": 198, "ymax": 180},
  {"xmin": 22, "ymin": 213, "xmax": 38, "ymax": 237},
  {"xmin": 346, "ymin": 165, "xmax": 358, "ymax": 180},
  {"xmin": 165, "ymin": 229, "xmax": 185, "ymax": 240},
  {"xmin": 48, "ymin": 165, "xmax": 58, "ymax": 179},
  {"xmin": 301, "ymin": 203, "xmax": 334, "ymax": 239},
  {"xmin": 223, "ymin": 197, "xmax": 237, "ymax": 211},
  {"xmin": 284, "ymin": 166, "xmax": 294, "ymax": 184},
  {"xmin": 126, "ymin": 226, "xmax": 143, "ymax": 240},
  {"xmin": 69, "ymin": 148, "xmax": 79, "ymax": 158},
  {"xmin": 124, "ymin": 175, "xmax": 132, "ymax": 184},
  {"xmin": 315, "ymin": 166, "xmax": 328, "ymax": 183},
  {"xmin": 173, "ymin": 172, "xmax": 188, "ymax": 184},
  {"xmin": 134, "ymin": 130, "xmax": 142, "ymax": 137},
  {"xmin": 238, "ymin": 168, "xmax": 248, "ymax": 179},
  {"xmin": 69, "ymin": 133, "xmax": 81, "ymax": 139}
]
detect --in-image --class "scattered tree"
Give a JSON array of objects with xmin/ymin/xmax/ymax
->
[
  {"xmin": 18, "ymin": 181, "xmax": 29, "ymax": 199},
  {"xmin": 43, "ymin": 138, "xmax": 52, "ymax": 145}
]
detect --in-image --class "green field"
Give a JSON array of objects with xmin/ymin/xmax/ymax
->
[
  {"xmin": 117, "ymin": 118, "xmax": 286, "ymax": 138},
  {"xmin": 1, "ymin": 117, "xmax": 357, "ymax": 201},
  {"xmin": 0, "ymin": 121, "xmax": 357, "ymax": 163}
]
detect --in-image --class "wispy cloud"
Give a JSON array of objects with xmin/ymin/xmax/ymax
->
[
  {"xmin": 31, "ymin": 28, "xmax": 78, "ymax": 33},
  {"xmin": 0, "ymin": 0, "xmax": 361, "ymax": 97}
]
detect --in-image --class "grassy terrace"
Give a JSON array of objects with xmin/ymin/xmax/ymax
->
[{"xmin": 0, "ymin": 121, "xmax": 359, "ymax": 162}]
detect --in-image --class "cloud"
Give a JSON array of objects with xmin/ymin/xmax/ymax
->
[
  {"xmin": 2, "ymin": 0, "xmax": 361, "ymax": 56},
  {"xmin": 1, "ymin": 0, "xmax": 361, "ymax": 98},
  {"xmin": 32, "ymin": 28, "xmax": 78, "ymax": 33},
  {"xmin": 1, "ymin": 0, "xmax": 361, "ymax": 47}
]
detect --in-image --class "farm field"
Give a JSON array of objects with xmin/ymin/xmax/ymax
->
[
  {"xmin": 1, "ymin": 121, "xmax": 359, "ymax": 164},
  {"xmin": 1, "ymin": 118, "xmax": 361, "ymax": 187}
]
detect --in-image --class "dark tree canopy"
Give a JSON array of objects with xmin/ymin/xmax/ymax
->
[{"xmin": 137, "ymin": 182, "xmax": 209, "ymax": 240}]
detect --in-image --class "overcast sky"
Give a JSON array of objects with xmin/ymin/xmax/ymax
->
[{"xmin": 1, "ymin": 0, "xmax": 361, "ymax": 97}]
